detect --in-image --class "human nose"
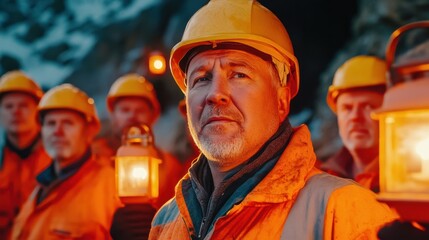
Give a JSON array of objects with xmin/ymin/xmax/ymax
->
[
  {"xmin": 11, "ymin": 105, "xmax": 21, "ymax": 115},
  {"xmin": 206, "ymin": 75, "xmax": 230, "ymax": 105},
  {"xmin": 52, "ymin": 123, "xmax": 64, "ymax": 135},
  {"xmin": 350, "ymin": 106, "xmax": 366, "ymax": 121},
  {"xmin": 128, "ymin": 110, "xmax": 140, "ymax": 124}
]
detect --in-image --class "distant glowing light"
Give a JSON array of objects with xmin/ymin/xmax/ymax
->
[
  {"xmin": 154, "ymin": 59, "xmax": 164, "ymax": 69},
  {"xmin": 149, "ymin": 52, "xmax": 166, "ymax": 75}
]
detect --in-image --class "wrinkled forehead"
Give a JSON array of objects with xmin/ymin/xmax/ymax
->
[
  {"xmin": 0, "ymin": 91, "xmax": 38, "ymax": 104},
  {"xmin": 337, "ymin": 89, "xmax": 384, "ymax": 104},
  {"xmin": 114, "ymin": 96, "xmax": 152, "ymax": 109},
  {"xmin": 182, "ymin": 42, "xmax": 272, "ymax": 72},
  {"xmin": 187, "ymin": 49, "xmax": 270, "ymax": 73},
  {"xmin": 41, "ymin": 109, "xmax": 86, "ymax": 122},
  {"xmin": 188, "ymin": 49, "xmax": 258, "ymax": 65}
]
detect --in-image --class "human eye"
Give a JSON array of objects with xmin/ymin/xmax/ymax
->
[
  {"xmin": 3, "ymin": 103, "xmax": 13, "ymax": 110},
  {"xmin": 190, "ymin": 74, "xmax": 211, "ymax": 88},
  {"xmin": 339, "ymin": 104, "xmax": 351, "ymax": 112},
  {"xmin": 19, "ymin": 102, "xmax": 29, "ymax": 109},
  {"xmin": 232, "ymin": 72, "xmax": 248, "ymax": 79},
  {"xmin": 118, "ymin": 106, "xmax": 130, "ymax": 113},
  {"xmin": 63, "ymin": 119, "xmax": 75, "ymax": 127},
  {"xmin": 44, "ymin": 119, "xmax": 56, "ymax": 127},
  {"xmin": 363, "ymin": 103, "xmax": 377, "ymax": 111}
]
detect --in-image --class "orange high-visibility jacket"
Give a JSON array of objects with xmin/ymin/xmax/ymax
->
[
  {"xmin": 11, "ymin": 155, "xmax": 123, "ymax": 240},
  {"xmin": 150, "ymin": 126, "xmax": 398, "ymax": 239},
  {"xmin": 92, "ymin": 136, "xmax": 184, "ymax": 208},
  {"xmin": 0, "ymin": 138, "xmax": 51, "ymax": 239}
]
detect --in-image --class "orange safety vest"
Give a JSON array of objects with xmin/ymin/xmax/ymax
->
[
  {"xmin": 0, "ymin": 138, "xmax": 51, "ymax": 239},
  {"xmin": 150, "ymin": 126, "xmax": 398, "ymax": 239},
  {"xmin": 11, "ymin": 155, "xmax": 123, "ymax": 240}
]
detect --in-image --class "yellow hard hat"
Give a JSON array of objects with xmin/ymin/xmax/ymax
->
[
  {"xmin": 170, "ymin": 0, "xmax": 300, "ymax": 98},
  {"xmin": 327, "ymin": 56, "xmax": 387, "ymax": 113},
  {"xmin": 38, "ymin": 84, "xmax": 100, "ymax": 132},
  {"xmin": 107, "ymin": 73, "xmax": 161, "ymax": 122},
  {"xmin": 0, "ymin": 70, "xmax": 43, "ymax": 101}
]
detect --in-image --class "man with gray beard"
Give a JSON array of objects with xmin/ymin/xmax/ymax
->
[{"xmin": 150, "ymin": 0, "xmax": 398, "ymax": 239}]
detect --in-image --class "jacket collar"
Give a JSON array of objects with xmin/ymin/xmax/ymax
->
[
  {"xmin": 320, "ymin": 146, "xmax": 353, "ymax": 177},
  {"xmin": 180, "ymin": 120, "xmax": 294, "ymax": 238},
  {"xmin": 246, "ymin": 125, "xmax": 317, "ymax": 203},
  {"xmin": 5, "ymin": 133, "xmax": 42, "ymax": 159}
]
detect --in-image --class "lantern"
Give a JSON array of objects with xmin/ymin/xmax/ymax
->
[
  {"xmin": 374, "ymin": 21, "xmax": 429, "ymax": 222},
  {"xmin": 115, "ymin": 124, "xmax": 161, "ymax": 204}
]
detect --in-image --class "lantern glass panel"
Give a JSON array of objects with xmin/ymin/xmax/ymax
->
[
  {"xmin": 117, "ymin": 156, "xmax": 150, "ymax": 196},
  {"xmin": 381, "ymin": 110, "xmax": 429, "ymax": 194}
]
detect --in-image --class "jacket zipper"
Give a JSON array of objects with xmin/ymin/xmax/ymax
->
[{"xmin": 197, "ymin": 217, "xmax": 206, "ymax": 239}]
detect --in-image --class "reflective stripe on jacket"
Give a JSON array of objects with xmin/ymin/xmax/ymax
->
[
  {"xmin": 11, "ymin": 155, "xmax": 123, "ymax": 240},
  {"xmin": 0, "ymin": 138, "xmax": 51, "ymax": 239},
  {"xmin": 150, "ymin": 125, "xmax": 398, "ymax": 239}
]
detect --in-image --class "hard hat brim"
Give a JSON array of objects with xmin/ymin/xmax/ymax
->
[{"xmin": 170, "ymin": 34, "xmax": 299, "ymax": 98}]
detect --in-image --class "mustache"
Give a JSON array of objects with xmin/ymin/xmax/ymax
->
[
  {"xmin": 200, "ymin": 106, "xmax": 241, "ymax": 125},
  {"xmin": 347, "ymin": 124, "xmax": 370, "ymax": 132},
  {"xmin": 46, "ymin": 138, "xmax": 70, "ymax": 145}
]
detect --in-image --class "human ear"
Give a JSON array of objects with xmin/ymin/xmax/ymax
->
[{"xmin": 277, "ymin": 86, "xmax": 291, "ymax": 122}]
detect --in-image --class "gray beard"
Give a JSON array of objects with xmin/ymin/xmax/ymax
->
[
  {"xmin": 198, "ymin": 134, "xmax": 244, "ymax": 163},
  {"xmin": 189, "ymin": 123, "xmax": 244, "ymax": 166}
]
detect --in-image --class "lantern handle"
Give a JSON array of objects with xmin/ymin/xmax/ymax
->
[{"xmin": 386, "ymin": 21, "xmax": 429, "ymax": 87}]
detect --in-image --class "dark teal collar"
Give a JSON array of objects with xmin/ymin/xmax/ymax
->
[
  {"xmin": 36, "ymin": 148, "xmax": 92, "ymax": 205},
  {"xmin": 37, "ymin": 148, "xmax": 92, "ymax": 187},
  {"xmin": 5, "ymin": 134, "xmax": 41, "ymax": 159}
]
